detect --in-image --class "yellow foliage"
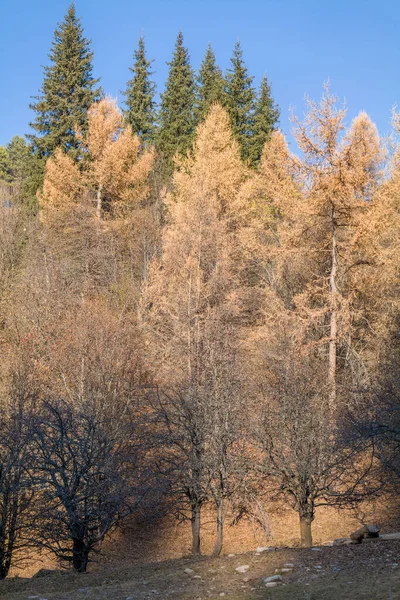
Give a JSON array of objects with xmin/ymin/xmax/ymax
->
[
  {"xmin": 39, "ymin": 148, "xmax": 83, "ymax": 221},
  {"xmin": 40, "ymin": 97, "xmax": 154, "ymax": 221}
]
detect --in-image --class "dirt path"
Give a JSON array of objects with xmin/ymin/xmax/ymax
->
[{"xmin": 1, "ymin": 541, "xmax": 400, "ymax": 600}]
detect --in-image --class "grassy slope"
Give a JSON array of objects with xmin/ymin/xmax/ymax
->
[{"xmin": 1, "ymin": 541, "xmax": 400, "ymax": 600}]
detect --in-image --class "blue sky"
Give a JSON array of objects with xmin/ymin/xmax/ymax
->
[{"xmin": 0, "ymin": 0, "xmax": 398, "ymax": 148}]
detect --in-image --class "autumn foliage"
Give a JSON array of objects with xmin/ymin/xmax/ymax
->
[{"xmin": 1, "ymin": 87, "xmax": 399, "ymax": 576}]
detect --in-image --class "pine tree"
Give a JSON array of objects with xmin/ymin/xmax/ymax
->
[
  {"xmin": 123, "ymin": 36, "xmax": 156, "ymax": 143},
  {"xmin": 225, "ymin": 41, "xmax": 255, "ymax": 161},
  {"xmin": 249, "ymin": 74, "xmax": 280, "ymax": 166},
  {"xmin": 156, "ymin": 32, "xmax": 196, "ymax": 169},
  {"xmin": 195, "ymin": 44, "xmax": 225, "ymax": 123},
  {"xmin": 29, "ymin": 3, "xmax": 101, "ymax": 159}
]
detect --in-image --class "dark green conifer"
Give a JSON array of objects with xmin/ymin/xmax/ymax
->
[
  {"xmin": 157, "ymin": 32, "xmax": 196, "ymax": 169},
  {"xmin": 196, "ymin": 44, "xmax": 225, "ymax": 123},
  {"xmin": 123, "ymin": 36, "xmax": 156, "ymax": 143},
  {"xmin": 0, "ymin": 147, "xmax": 12, "ymax": 183},
  {"xmin": 249, "ymin": 75, "xmax": 280, "ymax": 166},
  {"xmin": 225, "ymin": 41, "xmax": 255, "ymax": 161},
  {"xmin": 7, "ymin": 136, "xmax": 31, "ymax": 183},
  {"xmin": 29, "ymin": 3, "xmax": 101, "ymax": 159}
]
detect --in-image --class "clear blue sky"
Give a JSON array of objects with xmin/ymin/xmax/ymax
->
[{"xmin": 0, "ymin": 0, "xmax": 398, "ymax": 148}]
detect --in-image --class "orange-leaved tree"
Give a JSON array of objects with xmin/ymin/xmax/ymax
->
[
  {"xmin": 40, "ymin": 97, "xmax": 154, "ymax": 221},
  {"xmin": 141, "ymin": 103, "xmax": 249, "ymax": 557}
]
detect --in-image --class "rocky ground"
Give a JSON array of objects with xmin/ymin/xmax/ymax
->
[{"xmin": 1, "ymin": 541, "xmax": 400, "ymax": 600}]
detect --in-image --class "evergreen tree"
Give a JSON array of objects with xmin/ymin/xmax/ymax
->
[
  {"xmin": 29, "ymin": 3, "xmax": 101, "ymax": 159},
  {"xmin": 0, "ymin": 147, "xmax": 12, "ymax": 183},
  {"xmin": 7, "ymin": 136, "xmax": 31, "ymax": 183},
  {"xmin": 157, "ymin": 32, "xmax": 196, "ymax": 169},
  {"xmin": 123, "ymin": 36, "xmax": 156, "ymax": 143},
  {"xmin": 196, "ymin": 44, "xmax": 225, "ymax": 123},
  {"xmin": 249, "ymin": 75, "xmax": 280, "ymax": 166},
  {"xmin": 225, "ymin": 41, "xmax": 255, "ymax": 161}
]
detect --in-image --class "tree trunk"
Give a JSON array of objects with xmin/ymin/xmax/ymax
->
[
  {"xmin": 299, "ymin": 514, "xmax": 313, "ymax": 548},
  {"xmin": 191, "ymin": 505, "xmax": 201, "ymax": 556},
  {"xmin": 72, "ymin": 538, "xmax": 89, "ymax": 573},
  {"xmin": 96, "ymin": 183, "xmax": 103, "ymax": 219},
  {"xmin": 328, "ymin": 206, "xmax": 338, "ymax": 416},
  {"xmin": 0, "ymin": 547, "xmax": 8, "ymax": 580},
  {"xmin": 212, "ymin": 501, "xmax": 224, "ymax": 557}
]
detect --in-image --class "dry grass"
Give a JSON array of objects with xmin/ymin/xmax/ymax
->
[{"xmin": 2, "ymin": 541, "xmax": 400, "ymax": 600}]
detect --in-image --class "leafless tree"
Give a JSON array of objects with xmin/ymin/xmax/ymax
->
[
  {"xmin": 30, "ymin": 397, "xmax": 150, "ymax": 572},
  {"xmin": 149, "ymin": 325, "xmax": 247, "ymax": 557},
  {"xmin": 253, "ymin": 334, "xmax": 378, "ymax": 547},
  {"xmin": 0, "ymin": 363, "xmax": 37, "ymax": 579}
]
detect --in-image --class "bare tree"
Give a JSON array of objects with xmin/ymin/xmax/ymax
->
[
  {"xmin": 30, "ymin": 397, "xmax": 149, "ymax": 572},
  {"xmin": 253, "ymin": 330, "xmax": 378, "ymax": 547},
  {"xmin": 0, "ymin": 363, "xmax": 37, "ymax": 579},
  {"xmin": 149, "ymin": 324, "xmax": 246, "ymax": 557}
]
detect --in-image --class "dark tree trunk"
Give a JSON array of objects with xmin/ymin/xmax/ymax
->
[
  {"xmin": 0, "ymin": 536, "xmax": 11, "ymax": 580},
  {"xmin": 191, "ymin": 504, "xmax": 201, "ymax": 556},
  {"xmin": 0, "ymin": 551, "xmax": 8, "ymax": 580},
  {"xmin": 72, "ymin": 538, "xmax": 89, "ymax": 573},
  {"xmin": 299, "ymin": 514, "xmax": 313, "ymax": 548}
]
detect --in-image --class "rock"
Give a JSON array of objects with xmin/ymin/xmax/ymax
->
[
  {"xmin": 235, "ymin": 565, "xmax": 249, "ymax": 574},
  {"xmin": 227, "ymin": 553, "xmax": 235, "ymax": 557},
  {"xmin": 264, "ymin": 575, "xmax": 282, "ymax": 584},
  {"xmin": 184, "ymin": 568, "xmax": 194, "ymax": 574},
  {"xmin": 285, "ymin": 563, "xmax": 295, "ymax": 568},
  {"xmin": 265, "ymin": 582, "xmax": 280, "ymax": 587},
  {"xmin": 256, "ymin": 546, "xmax": 274, "ymax": 553},
  {"xmin": 193, "ymin": 575, "xmax": 202, "ymax": 579},
  {"xmin": 311, "ymin": 547, "xmax": 322, "ymax": 551},
  {"xmin": 281, "ymin": 567, "xmax": 293, "ymax": 573},
  {"xmin": 219, "ymin": 594, "xmax": 225, "ymax": 597},
  {"xmin": 350, "ymin": 525, "xmax": 368, "ymax": 543},
  {"xmin": 365, "ymin": 523, "xmax": 380, "ymax": 537},
  {"xmin": 380, "ymin": 532, "xmax": 400, "ymax": 541}
]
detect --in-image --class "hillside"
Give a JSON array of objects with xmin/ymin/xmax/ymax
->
[{"xmin": 2, "ymin": 541, "xmax": 400, "ymax": 600}]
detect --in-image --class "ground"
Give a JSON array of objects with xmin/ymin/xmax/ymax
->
[{"xmin": 1, "ymin": 541, "xmax": 400, "ymax": 600}]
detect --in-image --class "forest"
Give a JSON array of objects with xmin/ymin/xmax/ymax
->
[{"xmin": 0, "ymin": 2, "xmax": 399, "ymax": 580}]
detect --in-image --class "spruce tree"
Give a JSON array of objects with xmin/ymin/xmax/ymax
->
[
  {"xmin": 196, "ymin": 44, "xmax": 225, "ymax": 123},
  {"xmin": 225, "ymin": 41, "xmax": 255, "ymax": 161},
  {"xmin": 249, "ymin": 75, "xmax": 280, "ymax": 166},
  {"xmin": 123, "ymin": 36, "xmax": 156, "ymax": 143},
  {"xmin": 157, "ymin": 32, "xmax": 196, "ymax": 169},
  {"xmin": 29, "ymin": 3, "xmax": 101, "ymax": 159},
  {"xmin": 0, "ymin": 147, "xmax": 12, "ymax": 183},
  {"xmin": 7, "ymin": 136, "xmax": 31, "ymax": 183}
]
